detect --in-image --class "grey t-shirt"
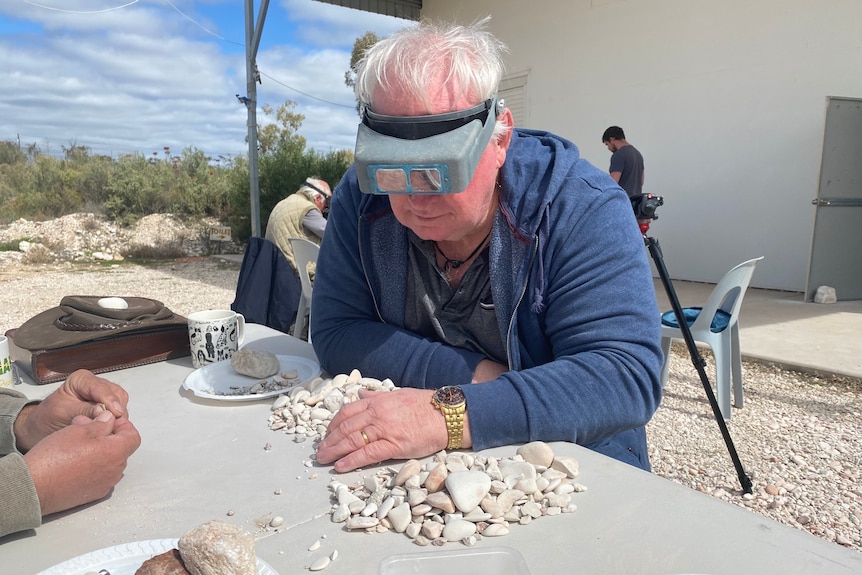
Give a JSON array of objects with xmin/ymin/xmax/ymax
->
[
  {"xmin": 404, "ymin": 231, "xmax": 506, "ymax": 365},
  {"xmin": 609, "ymin": 144, "xmax": 644, "ymax": 197}
]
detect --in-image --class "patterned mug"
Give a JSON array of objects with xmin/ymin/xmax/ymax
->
[{"xmin": 187, "ymin": 310, "xmax": 245, "ymax": 369}]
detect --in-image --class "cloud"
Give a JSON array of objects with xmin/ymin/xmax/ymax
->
[{"xmin": 0, "ymin": 0, "xmax": 412, "ymax": 159}]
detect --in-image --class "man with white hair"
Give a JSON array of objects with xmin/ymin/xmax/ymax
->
[
  {"xmin": 264, "ymin": 177, "xmax": 331, "ymax": 273},
  {"xmin": 313, "ymin": 19, "xmax": 662, "ymax": 474}
]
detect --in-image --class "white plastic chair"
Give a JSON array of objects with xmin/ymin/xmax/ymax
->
[
  {"xmin": 660, "ymin": 256, "xmax": 764, "ymax": 420},
  {"xmin": 287, "ymin": 237, "xmax": 320, "ymax": 343}
]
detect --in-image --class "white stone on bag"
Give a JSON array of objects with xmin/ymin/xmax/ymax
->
[{"xmin": 97, "ymin": 297, "xmax": 128, "ymax": 310}]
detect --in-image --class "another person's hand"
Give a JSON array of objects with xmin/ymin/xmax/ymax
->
[
  {"xmin": 316, "ymin": 388, "xmax": 471, "ymax": 473},
  {"xmin": 13, "ymin": 370, "xmax": 130, "ymax": 452},
  {"xmin": 23, "ymin": 410, "xmax": 141, "ymax": 516}
]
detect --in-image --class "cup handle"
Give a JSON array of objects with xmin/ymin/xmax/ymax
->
[{"xmin": 236, "ymin": 313, "xmax": 245, "ymax": 346}]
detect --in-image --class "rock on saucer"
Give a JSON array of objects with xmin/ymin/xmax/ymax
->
[{"xmin": 231, "ymin": 348, "xmax": 280, "ymax": 378}]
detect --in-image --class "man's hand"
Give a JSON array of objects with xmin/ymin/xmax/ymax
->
[
  {"xmin": 14, "ymin": 370, "xmax": 130, "ymax": 452},
  {"xmin": 316, "ymin": 388, "xmax": 471, "ymax": 473},
  {"xmin": 23, "ymin": 410, "xmax": 141, "ymax": 516}
]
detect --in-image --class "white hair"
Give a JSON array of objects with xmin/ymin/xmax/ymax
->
[
  {"xmin": 297, "ymin": 177, "xmax": 330, "ymax": 202},
  {"xmin": 355, "ymin": 17, "xmax": 511, "ymax": 139}
]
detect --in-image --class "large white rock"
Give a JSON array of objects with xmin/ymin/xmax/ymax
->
[
  {"xmin": 445, "ymin": 470, "xmax": 491, "ymax": 513},
  {"xmin": 178, "ymin": 520, "xmax": 255, "ymax": 575}
]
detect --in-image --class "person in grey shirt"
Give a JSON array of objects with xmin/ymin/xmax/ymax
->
[{"xmin": 602, "ymin": 126, "xmax": 644, "ymax": 197}]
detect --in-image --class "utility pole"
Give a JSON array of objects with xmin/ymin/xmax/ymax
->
[{"xmin": 243, "ymin": 0, "xmax": 270, "ymax": 237}]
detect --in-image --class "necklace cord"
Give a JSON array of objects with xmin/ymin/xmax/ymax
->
[{"xmin": 434, "ymin": 229, "xmax": 492, "ymax": 272}]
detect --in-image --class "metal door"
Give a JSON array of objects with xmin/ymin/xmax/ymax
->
[{"xmin": 806, "ymin": 96, "xmax": 862, "ymax": 301}]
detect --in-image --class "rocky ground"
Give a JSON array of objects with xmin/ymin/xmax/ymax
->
[{"xmin": 1, "ymin": 214, "xmax": 860, "ymax": 555}]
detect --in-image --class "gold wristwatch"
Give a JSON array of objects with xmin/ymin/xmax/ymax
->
[{"xmin": 431, "ymin": 386, "xmax": 467, "ymax": 450}]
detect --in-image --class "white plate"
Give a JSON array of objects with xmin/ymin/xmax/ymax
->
[
  {"xmin": 183, "ymin": 354, "xmax": 321, "ymax": 401},
  {"xmin": 37, "ymin": 538, "xmax": 279, "ymax": 575}
]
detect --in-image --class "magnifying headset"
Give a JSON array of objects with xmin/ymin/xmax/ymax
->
[{"xmin": 355, "ymin": 95, "xmax": 505, "ymax": 195}]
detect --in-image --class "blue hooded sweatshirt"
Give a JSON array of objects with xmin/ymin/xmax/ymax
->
[{"xmin": 311, "ymin": 128, "xmax": 663, "ymax": 470}]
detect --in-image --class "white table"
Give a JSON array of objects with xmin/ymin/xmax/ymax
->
[{"xmin": 2, "ymin": 324, "xmax": 861, "ymax": 574}]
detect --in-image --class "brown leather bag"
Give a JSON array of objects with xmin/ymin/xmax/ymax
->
[{"xmin": 6, "ymin": 296, "xmax": 190, "ymax": 384}]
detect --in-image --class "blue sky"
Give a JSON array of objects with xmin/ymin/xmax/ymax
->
[{"xmin": 0, "ymin": 0, "xmax": 413, "ymax": 160}]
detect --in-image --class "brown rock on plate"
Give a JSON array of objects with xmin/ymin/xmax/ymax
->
[{"xmin": 135, "ymin": 548, "xmax": 190, "ymax": 575}]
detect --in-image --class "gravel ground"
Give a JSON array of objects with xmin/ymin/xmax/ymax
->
[{"xmin": 1, "ymin": 258, "xmax": 860, "ymax": 555}]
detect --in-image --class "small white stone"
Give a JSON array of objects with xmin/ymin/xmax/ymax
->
[
  {"xmin": 346, "ymin": 516, "xmax": 379, "ymax": 530},
  {"xmin": 388, "ymin": 502, "xmax": 412, "ymax": 533},
  {"xmin": 97, "ymin": 296, "xmax": 128, "ymax": 310},
  {"xmin": 482, "ymin": 523, "xmax": 510, "ymax": 537},
  {"xmin": 517, "ymin": 441, "xmax": 555, "ymax": 468},
  {"xmin": 309, "ymin": 556, "xmax": 331, "ymax": 571},
  {"xmin": 442, "ymin": 518, "xmax": 476, "ymax": 542},
  {"xmin": 331, "ymin": 504, "xmax": 350, "ymax": 523}
]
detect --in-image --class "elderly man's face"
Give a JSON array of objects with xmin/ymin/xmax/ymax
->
[{"xmin": 373, "ymin": 80, "xmax": 512, "ymax": 245}]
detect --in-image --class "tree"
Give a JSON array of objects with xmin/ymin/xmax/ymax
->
[
  {"xmin": 345, "ymin": 32, "xmax": 379, "ymax": 116},
  {"xmin": 256, "ymin": 101, "xmax": 306, "ymax": 155}
]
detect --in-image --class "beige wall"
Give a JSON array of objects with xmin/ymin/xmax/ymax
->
[{"xmin": 420, "ymin": 0, "xmax": 862, "ymax": 291}]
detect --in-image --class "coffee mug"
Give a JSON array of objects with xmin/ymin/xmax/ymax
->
[
  {"xmin": 187, "ymin": 310, "xmax": 245, "ymax": 369},
  {"xmin": 0, "ymin": 335, "xmax": 13, "ymax": 387}
]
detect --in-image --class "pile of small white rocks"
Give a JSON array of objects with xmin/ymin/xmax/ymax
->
[
  {"xmin": 267, "ymin": 369, "xmax": 397, "ymax": 440},
  {"xmin": 327, "ymin": 444, "xmax": 583, "ymax": 548},
  {"xmin": 267, "ymin": 370, "xmax": 585, "ymax": 549}
]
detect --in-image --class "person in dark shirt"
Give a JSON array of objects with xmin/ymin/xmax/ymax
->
[{"xmin": 602, "ymin": 126, "xmax": 644, "ymax": 197}]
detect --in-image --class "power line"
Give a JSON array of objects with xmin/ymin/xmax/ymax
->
[
  {"xmin": 22, "ymin": 0, "xmax": 354, "ymax": 110},
  {"xmin": 159, "ymin": 0, "xmax": 351, "ymax": 108},
  {"xmin": 160, "ymin": 0, "xmax": 243, "ymax": 47},
  {"xmin": 22, "ymin": 0, "xmax": 140, "ymax": 14},
  {"xmin": 259, "ymin": 71, "xmax": 353, "ymax": 108}
]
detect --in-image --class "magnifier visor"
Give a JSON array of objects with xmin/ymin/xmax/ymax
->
[
  {"xmin": 355, "ymin": 96, "xmax": 501, "ymax": 195},
  {"xmin": 363, "ymin": 99, "xmax": 493, "ymax": 140}
]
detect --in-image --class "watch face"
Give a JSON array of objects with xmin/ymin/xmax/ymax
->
[{"xmin": 435, "ymin": 385, "xmax": 465, "ymax": 406}]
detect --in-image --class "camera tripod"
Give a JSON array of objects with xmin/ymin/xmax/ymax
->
[{"xmin": 640, "ymin": 219, "xmax": 753, "ymax": 494}]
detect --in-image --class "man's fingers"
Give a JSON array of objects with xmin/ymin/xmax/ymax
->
[{"xmin": 332, "ymin": 438, "xmax": 396, "ymax": 473}]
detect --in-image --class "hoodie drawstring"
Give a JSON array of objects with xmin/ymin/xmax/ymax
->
[{"xmin": 530, "ymin": 205, "xmax": 551, "ymax": 314}]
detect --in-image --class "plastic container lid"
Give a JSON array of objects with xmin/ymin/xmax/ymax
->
[{"xmin": 378, "ymin": 546, "xmax": 530, "ymax": 575}]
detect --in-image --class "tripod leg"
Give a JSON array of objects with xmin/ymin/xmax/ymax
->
[{"xmin": 645, "ymin": 234, "xmax": 753, "ymax": 494}]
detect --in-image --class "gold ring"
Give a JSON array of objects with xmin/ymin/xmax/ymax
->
[{"xmin": 360, "ymin": 429, "xmax": 370, "ymax": 445}]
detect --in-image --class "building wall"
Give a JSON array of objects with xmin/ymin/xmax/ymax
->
[{"xmin": 421, "ymin": 0, "xmax": 862, "ymax": 291}]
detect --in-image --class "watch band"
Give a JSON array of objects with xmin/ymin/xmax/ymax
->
[
  {"xmin": 431, "ymin": 386, "xmax": 466, "ymax": 450},
  {"xmin": 438, "ymin": 403, "xmax": 465, "ymax": 450}
]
